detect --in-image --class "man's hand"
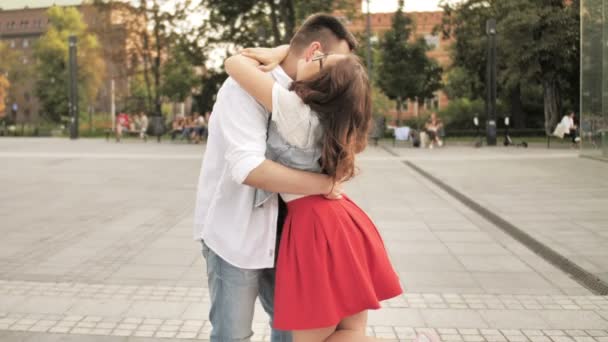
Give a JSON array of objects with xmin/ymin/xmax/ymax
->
[{"xmin": 324, "ymin": 181, "xmax": 344, "ymax": 200}]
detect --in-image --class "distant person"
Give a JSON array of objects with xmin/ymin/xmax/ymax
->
[
  {"xmin": 115, "ymin": 112, "xmax": 131, "ymax": 142},
  {"xmin": 561, "ymin": 111, "xmax": 580, "ymax": 146},
  {"xmin": 193, "ymin": 112, "xmax": 207, "ymax": 143},
  {"xmin": 424, "ymin": 112, "xmax": 444, "ymax": 149},
  {"xmin": 170, "ymin": 116, "xmax": 185, "ymax": 140},
  {"xmin": 181, "ymin": 116, "xmax": 196, "ymax": 141},
  {"xmin": 138, "ymin": 112, "xmax": 149, "ymax": 140}
]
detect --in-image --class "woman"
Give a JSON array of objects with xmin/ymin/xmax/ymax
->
[
  {"xmin": 225, "ymin": 46, "xmax": 410, "ymax": 342},
  {"xmin": 424, "ymin": 112, "xmax": 444, "ymax": 149}
]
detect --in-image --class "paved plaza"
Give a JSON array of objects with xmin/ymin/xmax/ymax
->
[{"xmin": 0, "ymin": 138, "xmax": 607, "ymax": 341}]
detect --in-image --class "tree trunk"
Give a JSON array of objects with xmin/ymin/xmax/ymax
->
[
  {"xmin": 509, "ymin": 84, "xmax": 525, "ymax": 129},
  {"xmin": 152, "ymin": 4, "xmax": 162, "ymax": 117},
  {"xmin": 268, "ymin": 0, "xmax": 282, "ymax": 45},
  {"xmin": 543, "ymin": 78, "xmax": 560, "ymax": 136},
  {"xmin": 89, "ymin": 105, "xmax": 93, "ymax": 133},
  {"xmin": 279, "ymin": 0, "xmax": 296, "ymax": 43},
  {"xmin": 396, "ymin": 97, "xmax": 402, "ymax": 126},
  {"xmin": 140, "ymin": 0, "xmax": 153, "ymax": 112}
]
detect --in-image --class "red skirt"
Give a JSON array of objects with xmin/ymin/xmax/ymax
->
[{"xmin": 273, "ymin": 195, "xmax": 403, "ymax": 330}]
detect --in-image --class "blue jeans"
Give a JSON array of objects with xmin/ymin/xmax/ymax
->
[{"xmin": 202, "ymin": 241, "xmax": 292, "ymax": 342}]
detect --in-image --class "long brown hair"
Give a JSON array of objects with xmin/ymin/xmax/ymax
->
[{"xmin": 290, "ymin": 55, "xmax": 372, "ymax": 182}]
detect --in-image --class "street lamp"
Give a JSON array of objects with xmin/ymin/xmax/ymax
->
[
  {"xmin": 365, "ymin": 0, "xmax": 372, "ymax": 80},
  {"xmin": 485, "ymin": 19, "xmax": 497, "ymax": 146},
  {"xmin": 68, "ymin": 35, "xmax": 79, "ymax": 139}
]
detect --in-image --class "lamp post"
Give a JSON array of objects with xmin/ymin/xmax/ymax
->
[
  {"xmin": 365, "ymin": 0, "xmax": 372, "ymax": 80},
  {"xmin": 485, "ymin": 19, "xmax": 497, "ymax": 146},
  {"xmin": 68, "ymin": 35, "xmax": 79, "ymax": 139}
]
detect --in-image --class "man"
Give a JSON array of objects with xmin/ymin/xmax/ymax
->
[{"xmin": 193, "ymin": 14, "xmax": 357, "ymax": 342}]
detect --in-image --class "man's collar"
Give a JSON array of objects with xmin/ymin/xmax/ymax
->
[{"xmin": 270, "ymin": 65, "xmax": 293, "ymax": 88}]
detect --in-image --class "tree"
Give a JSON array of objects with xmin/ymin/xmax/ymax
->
[
  {"xmin": 0, "ymin": 41, "xmax": 28, "ymax": 120},
  {"xmin": 93, "ymin": 0, "xmax": 194, "ymax": 119},
  {"xmin": 200, "ymin": 0, "xmax": 350, "ymax": 50},
  {"xmin": 377, "ymin": 0, "xmax": 443, "ymax": 124},
  {"xmin": 499, "ymin": 0, "xmax": 579, "ymax": 134},
  {"xmin": 33, "ymin": 6, "xmax": 105, "ymax": 123},
  {"xmin": 444, "ymin": 67, "xmax": 478, "ymax": 100},
  {"xmin": 160, "ymin": 46, "xmax": 197, "ymax": 103},
  {"xmin": 439, "ymin": 0, "xmax": 580, "ymax": 132},
  {"xmin": 190, "ymin": 1, "xmax": 352, "ymax": 116},
  {"xmin": 0, "ymin": 75, "xmax": 9, "ymax": 116},
  {"xmin": 192, "ymin": 70, "xmax": 227, "ymax": 115}
]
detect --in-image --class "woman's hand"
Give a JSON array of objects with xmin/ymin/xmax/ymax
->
[
  {"xmin": 240, "ymin": 45, "xmax": 289, "ymax": 72},
  {"xmin": 324, "ymin": 181, "xmax": 344, "ymax": 200}
]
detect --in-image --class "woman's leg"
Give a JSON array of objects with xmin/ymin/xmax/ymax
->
[
  {"xmin": 325, "ymin": 311, "xmax": 377, "ymax": 342},
  {"xmin": 292, "ymin": 326, "xmax": 336, "ymax": 342}
]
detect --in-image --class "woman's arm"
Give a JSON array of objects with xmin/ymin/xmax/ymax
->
[{"xmin": 224, "ymin": 46, "xmax": 288, "ymax": 111}]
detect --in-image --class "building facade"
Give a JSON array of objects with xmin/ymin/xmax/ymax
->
[
  {"xmin": 0, "ymin": 3, "xmax": 139, "ymax": 124},
  {"xmin": 581, "ymin": 0, "xmax": 608, "ymax": 159},
  {"xmin": 337, "ymin": 2, "xmax": 452, "ymax": 122}
]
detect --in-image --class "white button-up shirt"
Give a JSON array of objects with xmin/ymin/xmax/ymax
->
[{"xmin": 193, "ymin": 66, "xmax": 293, "ymax": 270}]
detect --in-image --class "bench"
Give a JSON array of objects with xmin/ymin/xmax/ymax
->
[{"xmin": 105, "ymin": 128, "xmax": 148, "ymax": 142}]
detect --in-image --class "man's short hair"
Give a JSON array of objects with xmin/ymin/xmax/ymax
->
[{"xmin": 290, "ymin": 14, "xmax": 358, "ymax": 52}]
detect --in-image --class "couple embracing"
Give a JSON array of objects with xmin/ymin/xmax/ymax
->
[{"xmin": 194, "ymin": 14, "xmax": 413, "ymax": 342}]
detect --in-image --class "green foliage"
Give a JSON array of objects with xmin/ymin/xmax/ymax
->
[
  {"xmin": 125, "ymin": 72, "xmax": 152, "ymax": 113},
  {"xmin": 33, "ymin": 6, "xmax": 104, "ymax": 123},
  {"xmin": 193, "ymin": 0, "xmax": 351, "ymax": 116},
  {"xmin": 0, "ymin": 41, "xmax": 30, "ymax": 117},
  {"xmin": 439, "ymin": 0, "xmax": 580, "ymax": 132},
  {"xmin": 377, "ymin": 0, "xmax": 443, "ymax": 123},
  {"xmin": 444, "ymin": 66, "xmax": 480, "ymax": 100},
  {"xmin": 0, "ymin": 74, "xmax": 8, "ymax": 115},
  {"xmin": 371, "ymin": 84, "xmax": 395, "ymax": 119},
  {"xmin": 160, "ymin": 47, "xmax": 198, "ymax": 102},
  {"xmin": 200, "ymin": 0, "xmax": 347, "ymax": 49},
  {"xmin": 439, "ymin": 97, "xmax": 486, "ymax": 129},
  {"xmin": 193, "ymin": 70, "xmax": 228, "ymax": 115}
]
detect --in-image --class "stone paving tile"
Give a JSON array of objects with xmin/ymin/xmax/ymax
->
[
  {"xmin": 2, "ymin": 280, "xmax": 607, "ymax": 311},
  {"xmin": 2, "ymin": 321, "xmax": 608, "ymax": 341}
]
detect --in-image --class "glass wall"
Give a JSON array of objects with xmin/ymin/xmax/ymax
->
[{"xmin": 581, "ymin": 0, "xmax": 608, "ymax": 159}]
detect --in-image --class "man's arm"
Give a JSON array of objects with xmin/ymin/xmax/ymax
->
[
  {"xmin": 219, "ymin": 79, "xmax": 334, "ymax": 196},
  {"xmin": 244, "ymin": 160, "xmax": 333, "ymax": 195}
]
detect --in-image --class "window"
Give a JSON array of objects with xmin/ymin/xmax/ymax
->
[
  {"xmin": 10, "ymin": 40, "xmax": 15, "ymax": 48},
  {"xmin": 425, "ymin": 93, "xmax": 440, "ymax": 111},
  {"xmin": 22, "ymin": 57, "xmax": 28, "ymax": 65},
  {"xmin": 424, "ymin": 34, "xmax": 440, "ymax": 50},
  {"xmin": 22, "ymin": 39, "xmax": 29, "ymax": 48}
]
